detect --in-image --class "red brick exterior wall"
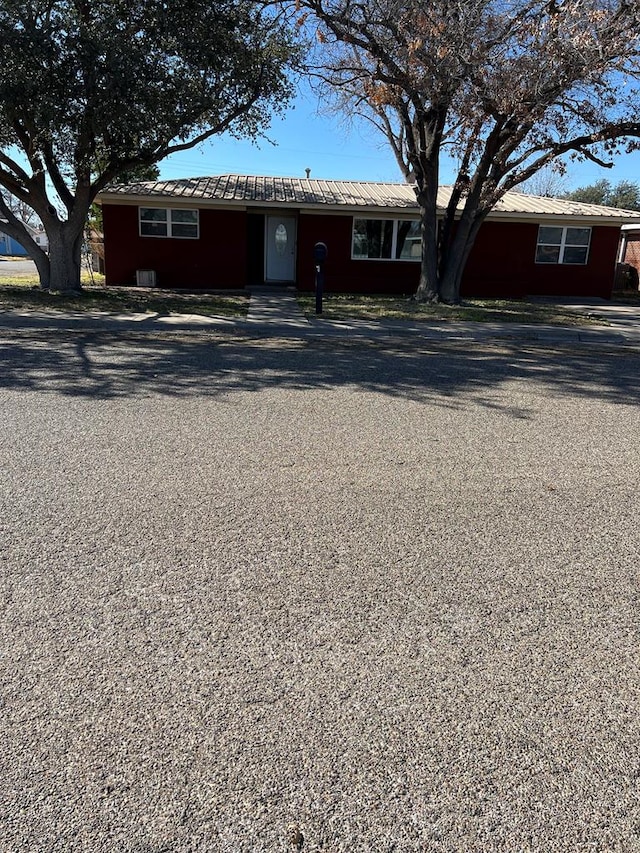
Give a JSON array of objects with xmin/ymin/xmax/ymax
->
[{"xmin": 623, "ymin": 236, "xmax": 640, "ymax": 272}]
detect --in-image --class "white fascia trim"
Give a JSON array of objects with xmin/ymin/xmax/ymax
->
[{"xmin": 97, "ymin": 194, "xmax": 640, "ymax": 226}]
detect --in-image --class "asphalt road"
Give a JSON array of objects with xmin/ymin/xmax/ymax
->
[
  {"xmin": 1, "ymin": 331, "xmax": 640, "ymax": 852},
  {"xmin": 0, "ymin": 257, "xmax": 37, "ymax": 276}
]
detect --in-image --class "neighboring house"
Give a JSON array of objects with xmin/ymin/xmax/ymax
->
[
  {"xmin": 97, "ymin": 175, "xmax": 640, "ymax": 298},
  {"xmin": 33, "ymin": 230, "xmax": 49, "ymax": 253},
  {"xmin": 87, "ymin": 227, "xmax": 105, "ymax": 274},
  {"xmin": 0, "ymin": 229, "xmax": 28, "ymax": 256},
  {"xmin": 0, "ymin": 218, "xmax": 48, "ymax": 255},
  {"xmin": 619, "ymin": 224, "xmax": 640, "ymax": 273}
]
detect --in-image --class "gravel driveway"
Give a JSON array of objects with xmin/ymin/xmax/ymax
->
[{"xmin": 1, "ymin": 331, "xmax": 639, "ymax": 852}]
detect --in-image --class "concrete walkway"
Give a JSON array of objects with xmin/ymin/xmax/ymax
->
[
  {"xmin": 245, "ymin": 286, "xmax": 309, "ymax": 328},
  {"xmin": 2, "ymin": 287, "xmax": 640, "ymax": 347}
]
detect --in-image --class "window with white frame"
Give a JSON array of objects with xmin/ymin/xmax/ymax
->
[
  {"xmin": 139, "ymin": 207, "xmax": 199, "ymax": 239},
  {"xmin": 352, "ymin": 218, "xmax": 421, "ymax": 260},
  {"xmin": 535, "ymin": 225, "xmax": 591, "ymax": 264}
]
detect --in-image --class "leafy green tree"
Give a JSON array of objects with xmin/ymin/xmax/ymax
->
[
  {"xmin": 610, "ymin": 181, "xmax": 640, "ymax": 210},
  {"xmin": 89, "ymin": 164, "xmax": 161, "ymax": 234},
  {"xmin": 565, "ymin": 180, "xmax": 614, "ymax": 206},
  {"xmin": 112, "ymin": 164, "xmax": 161, "ymax": 189},
  {"xmin": 0, "ymin": 0, "xmax": 298, "ymax": 292},
  {"xmin": 299, "ymin": 0, "xmax": 640, "ymax": 303},
  {"xmin": 566, "ymin": 179, "xmax": 640, "ymax": 210}
]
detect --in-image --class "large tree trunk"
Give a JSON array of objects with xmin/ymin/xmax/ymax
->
[
  {"xmin": 32, "ymin": 248, "xmax": 51, "ymax": 291},
  {"xmin": 438, "ymin": 212, "xmax": 486, "ymax": 304},
  {"xmin": 46, "ymin": 223, "xmax": 84, "ymax": 293},
  {"xmin": 414, "ymin": 203, "xmax": 439, "ymax": 302},
  {"xmin": 414, "ymin": 183, "xmax": 440, "ymax": 302},
  {"xmin": 8, "ymin": 233, "xmax": 51, "ymax": 290},
  {"xmin": 438, "ymin": 257, "xmax": 466, "ymax": 304},
  {"xmin": 0, "ymin": 187, "xmax": 90, "ymax": 292}
]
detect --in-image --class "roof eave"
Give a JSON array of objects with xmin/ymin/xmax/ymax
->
[
  {"xmin": 96, "ymin": 191, "xmax": 640, "ymax": 226},
  {"xmin": 485, "ymin": 210, "xmax": 640, "ymax": 226}
]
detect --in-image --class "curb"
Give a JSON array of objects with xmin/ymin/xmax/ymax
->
[{"xmin": 1, "ymin": 308, "xmax": 640, "ymax": 348}]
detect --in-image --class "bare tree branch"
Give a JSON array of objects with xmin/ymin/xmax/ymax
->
[{"xmin": 296, "ymin": 0, "xmax": 640, "ymax": 301}]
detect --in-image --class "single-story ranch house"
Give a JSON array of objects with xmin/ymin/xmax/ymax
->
[{"xmin": 97, "ymin": 174, "xmax": 640, "ymax": 298}]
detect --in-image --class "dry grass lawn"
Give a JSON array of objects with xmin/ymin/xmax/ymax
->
[
  {"xmin": 297, "ymin": 292, "xmax": 604, "ymax": 326},
  {"xmin": 0, "ymin": 279, "xmax": 248, "ymax": 318}
]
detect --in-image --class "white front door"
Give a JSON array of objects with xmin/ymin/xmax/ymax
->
[{"xmin": 265, "ymin": 215, "xmax": 297, "ymax": 282}]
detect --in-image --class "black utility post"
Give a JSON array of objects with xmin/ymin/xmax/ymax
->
[{"xmin": 314, "ymin": 241, "xmax": 328, "ymax": 315}]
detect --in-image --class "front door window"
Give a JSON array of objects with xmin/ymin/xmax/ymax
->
[{"xmin": 275, "ymin": 223, "xmax": 288, "ymax": 256}]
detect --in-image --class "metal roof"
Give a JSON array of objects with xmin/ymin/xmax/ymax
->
[
  {"xmin": 101, "ymin": 174, "xmax": 419, "ymax": 208},
  {"xmin": 98, "ymin": 174, "xmax": 640, "ymax": 222}
]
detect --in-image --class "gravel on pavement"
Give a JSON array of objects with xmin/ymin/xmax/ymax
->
[{"xmin": 1, "ymin": 331, "xmax": 640, "ymax": 852}]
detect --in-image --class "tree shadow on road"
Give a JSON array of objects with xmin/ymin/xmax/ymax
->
[{"xmin": 1, "ymin": 330, "xmax": 639, "ymax": 413}]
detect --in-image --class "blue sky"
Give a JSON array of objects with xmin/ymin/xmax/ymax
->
[{"xmin": 158, "ymin": 83, "xmax": 640, "ymax": 192}]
